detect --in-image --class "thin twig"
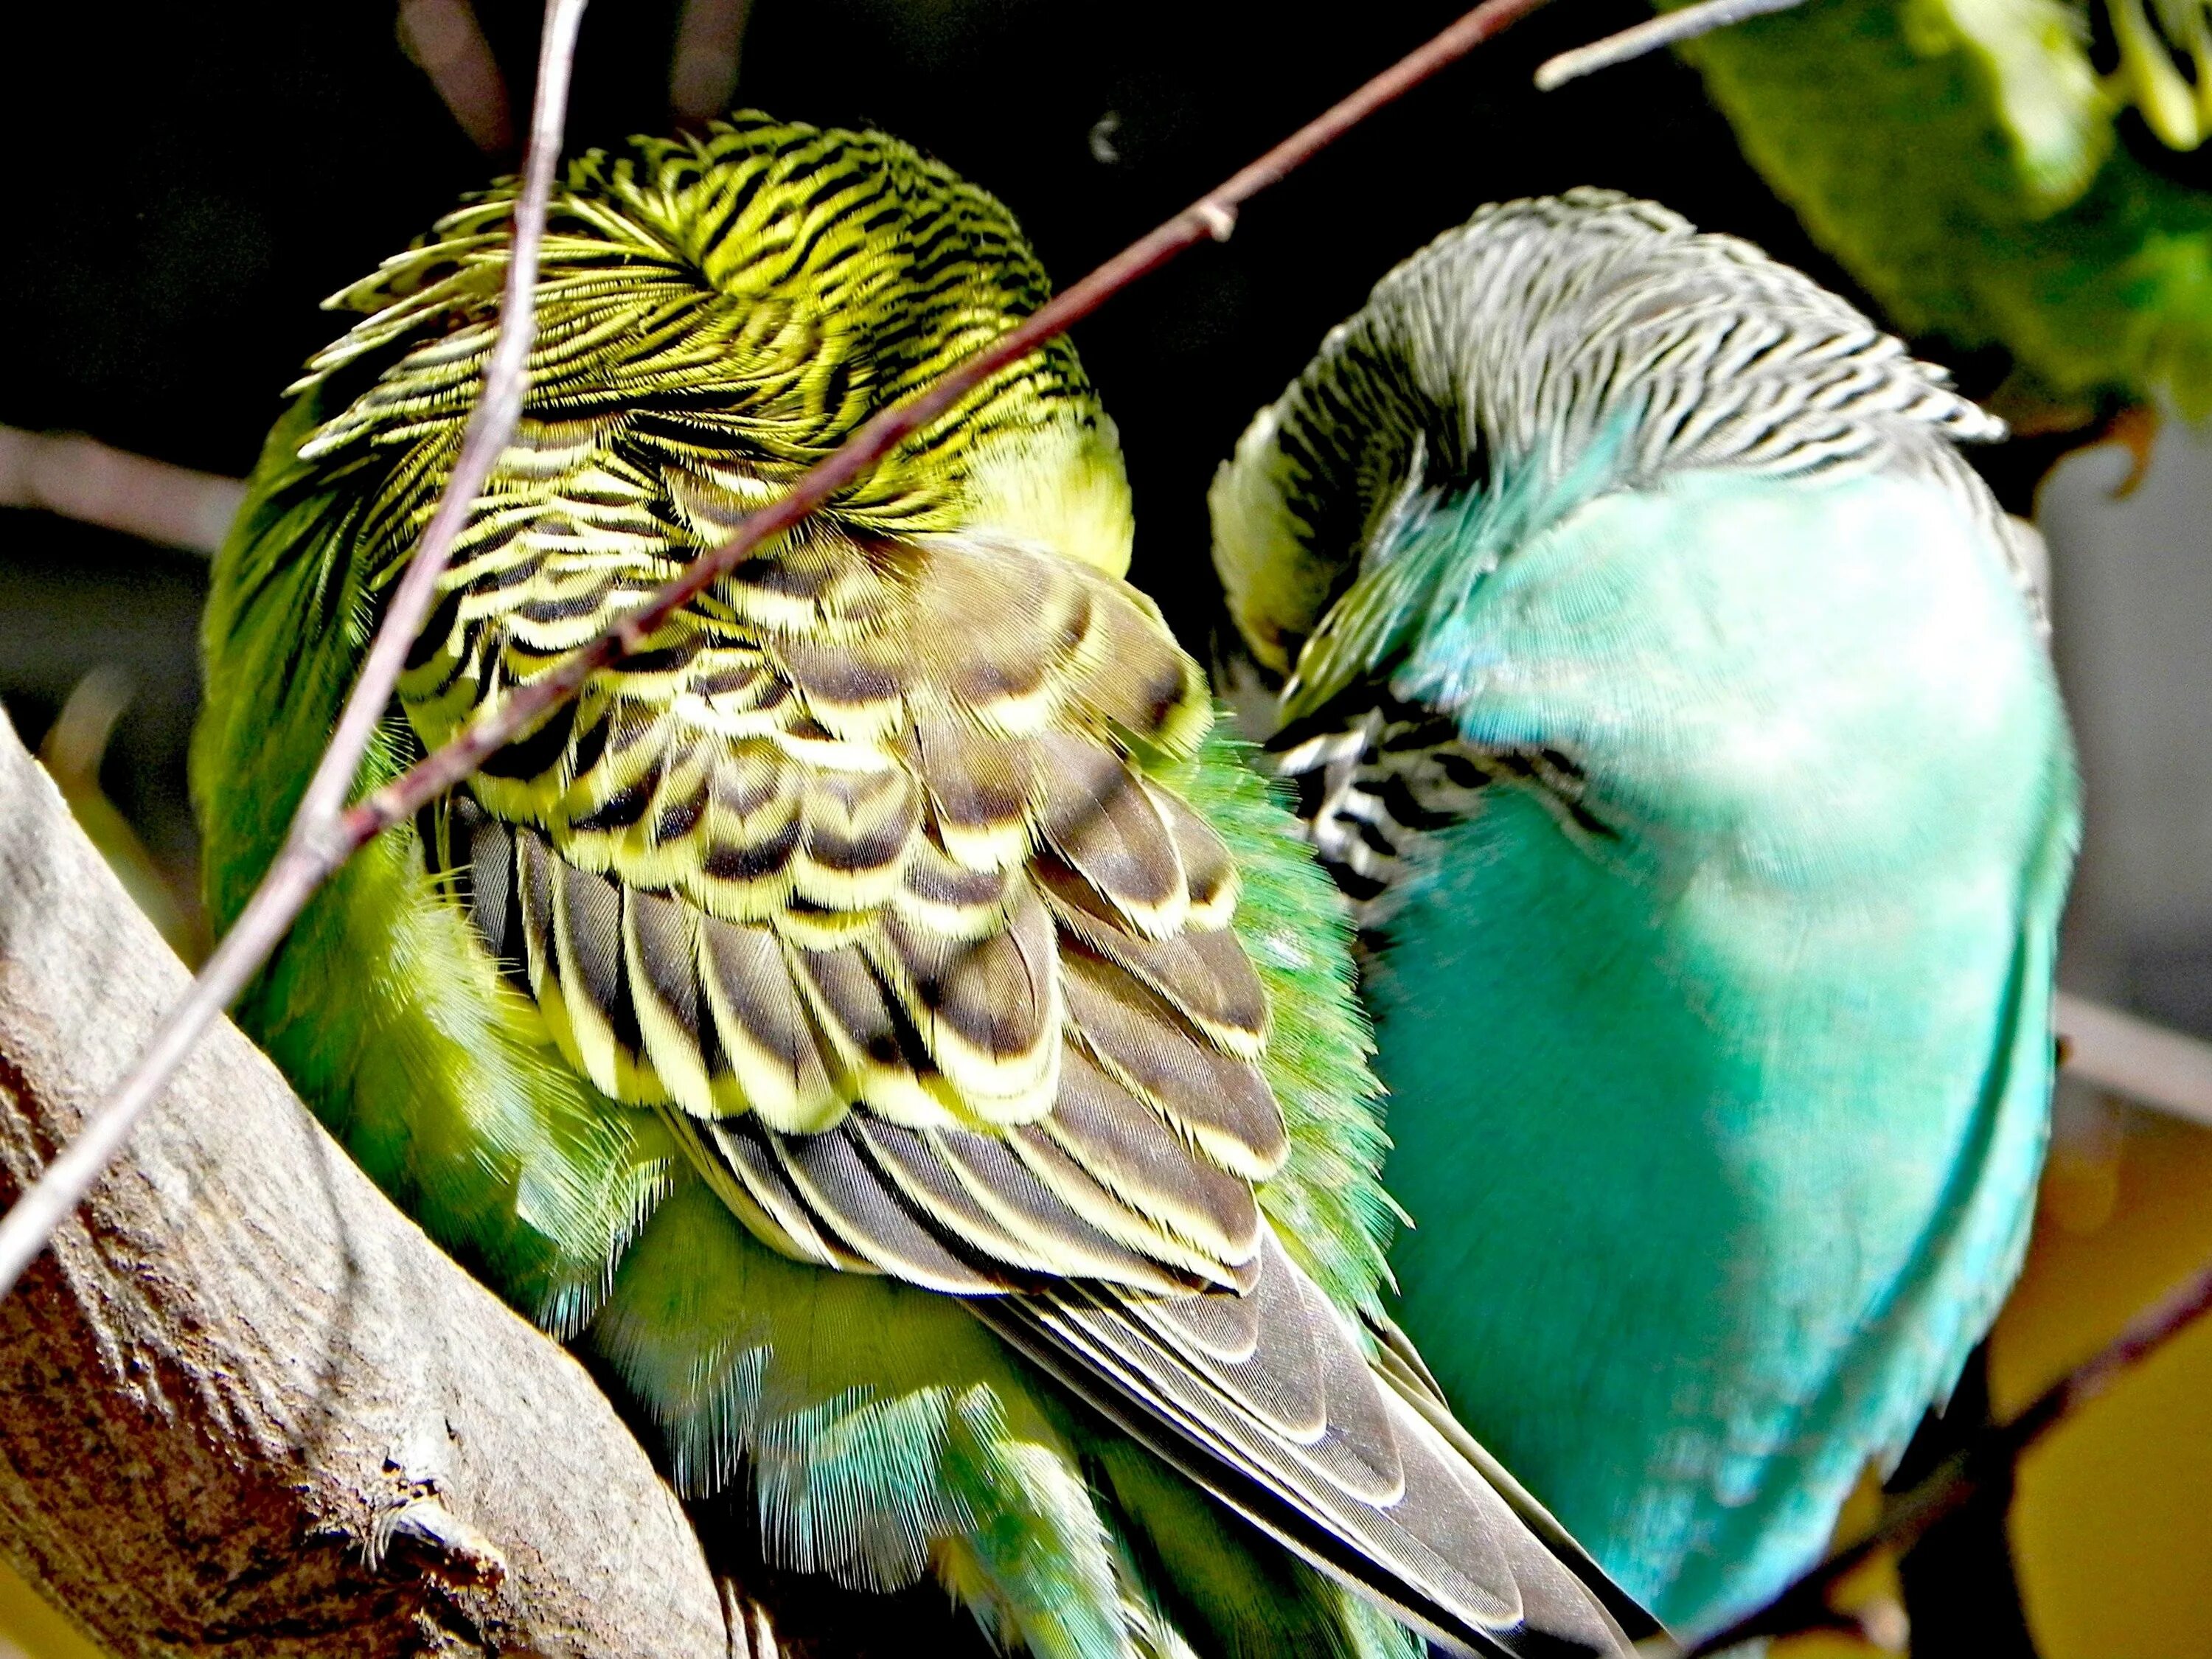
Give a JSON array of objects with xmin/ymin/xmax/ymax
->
[
  {"xmin": 399, "ymin": 0, "xmax": 514, "ymax": 153},
  {"xmin": 0, "ymin": 0, "xmax": 1555, "ymax": 1300},
  {"xmin": 0, "ymin": 0, "xmax": 591, "ymax": 1304},
  {"xmin": 1534, "ymin": 0, "xmax": 1816, "ymax": 89},
  {"xmin": 2056, "ymin": 990, "xmax": 2212, "ymax": 1127},
  {"xmin": 669, "ymin": 0, "xmax": 752, "ymax": 123},
  {"xmin": 0, "ymin": 425, "xmax": 243, "ymax": 554},
  {"xmin": 1679, "ymin": 1250, "xmax": 2212, "ymax": 1655}
]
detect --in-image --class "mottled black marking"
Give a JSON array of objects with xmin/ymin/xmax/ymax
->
[{"xmin": 477, "ymin": 697, "xmax": 577, "ymax": 781}]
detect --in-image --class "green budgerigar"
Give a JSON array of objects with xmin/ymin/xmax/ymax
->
[
  {"xmin": 1211, "ymin": 192, "xmax": 2080, "ymax": 1632},
  {"xmin": 191, "ymin": 116, "xmax": 1657, "ymax": 1659},
  {"xmin": 1669, "ymin": 0, "xmax": 2212, "ymax": 419}
]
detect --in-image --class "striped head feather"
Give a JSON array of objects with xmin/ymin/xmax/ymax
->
[
  {"xmin": 301, "ymin": 111, "xmax": 1134, "ymax": 578},
  {"xmin": 1210, "ymin": 187, "xmax": 2010, "ymax": 679}
]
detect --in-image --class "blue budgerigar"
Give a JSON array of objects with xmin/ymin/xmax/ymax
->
[{"xmin": 1210, "ymin": 191, "xmax": 2081, "ymax": 1632}]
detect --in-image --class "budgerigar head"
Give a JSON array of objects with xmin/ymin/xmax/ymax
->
[
  {"xmin": 291, "ymin": 111, "xmax": 1133, "ymax": 582},
  {"xmin": 1210, "ymin": 189, "xmax": 2008, "ymax": 714}
]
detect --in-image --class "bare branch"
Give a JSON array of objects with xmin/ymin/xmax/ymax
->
[
  {"xmin": 0, "ymin": 0, "xmax": 1554, "ymax": 1302},
  {"xmin": 399, "ymin": 0, "xmax": 514, "ymax": 153},
  {"xmin": 670, "ymin": 0, "xmax": 751, "ymax": 123},
  {"xmin": 36, "ymin": 669, "xmax": 209, "ymax": 964},
  {"xmin": 1534, "ymin": 0, "xmax": 1817, "ymax": 90},
  {"xmin": 1674, "ymin": 1246, "xmax": 2212, "ymax": 1655},
  {"xmin": 0, "ymin": 713, "xmax": 728, "ymax": 1658},
  {"xmin": 2056, "ymin": 990, "xmax": 2212, "ymax": 1127},
  {"xmin": 0, "ymin": 0, "xmax": 590, "ymax": 1304},
  {"xmin": 0, "ymin": 425, "xmax": 242, "ymax": 554}
]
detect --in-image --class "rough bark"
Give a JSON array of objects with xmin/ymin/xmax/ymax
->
[{"xmin": 0, "ymin": 710, "xmax": 730, "ymax": 1658}]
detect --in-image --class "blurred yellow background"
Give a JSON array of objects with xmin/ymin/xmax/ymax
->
[
  {"xmin": 1763, "ymin": 1095, "xmax": 2212, "ymax": 1659},
  {"xmin": 1994, "ymin": 1105, "xmax": 2212, "ymax": 1659},
  {"xmin": 0, "ymin": 1563, "xmax": 102, "ymax": 1659}
]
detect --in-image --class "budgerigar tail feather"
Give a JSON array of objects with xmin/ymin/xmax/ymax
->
[
  {"xmin": 1363, "ymin": 1313, "xmax": 1658, "ymax": 1643},
  {"xmin": 1083, "ymin": 1432, "xmax": 1422, "ymax": 1659},
  {"xmin": 978, "ymin": 1232, "xmax": 1654, "ymax": 1658}
]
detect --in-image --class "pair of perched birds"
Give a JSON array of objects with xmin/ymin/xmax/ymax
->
[{"xmin": 190, "ymin": 113, "xmax": 2079, "ymax": 1657}]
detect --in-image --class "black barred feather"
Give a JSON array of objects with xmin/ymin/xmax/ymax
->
[{"xmin": 1262, "ymin": 691, "xmax": 1613, "ymax": 931}]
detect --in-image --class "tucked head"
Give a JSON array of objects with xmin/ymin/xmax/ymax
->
[
  {"xmin": 294, "ymin": 111, "xmax": 1135, "ymax": 580},
  {"xmin": 1210, "ymin": 189, "xmax": 2066, "ymax": 904},
  {"xmin": 1209, "ymin": 188, "xmax": 2010, "ymax": 696}
]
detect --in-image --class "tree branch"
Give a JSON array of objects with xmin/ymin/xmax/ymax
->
[
  {"xmin": 399, "ymin": 0, "xmax": 514, "ymax": 155},
  {"xmin": 0, "ymin": 0, "xmax": 589, "ymax": 1304},
  {"xmin": 1533, "ymin": 0, "xmax": 1819, "ymax": 90},
  {"xmin": 0, "ymin": 711, "xmax": 729, "ymax": 1658},
  {"xmin": 2055, "ymin": 990, "xmax": 2212, "ymax": 1128},
  {"xmin": 0, "ymin": 425, "xmax": 242, "ymax": 555},
  {"xmin": 669, "ymin": 0, "xmax": 751, "ymax": 124}
]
